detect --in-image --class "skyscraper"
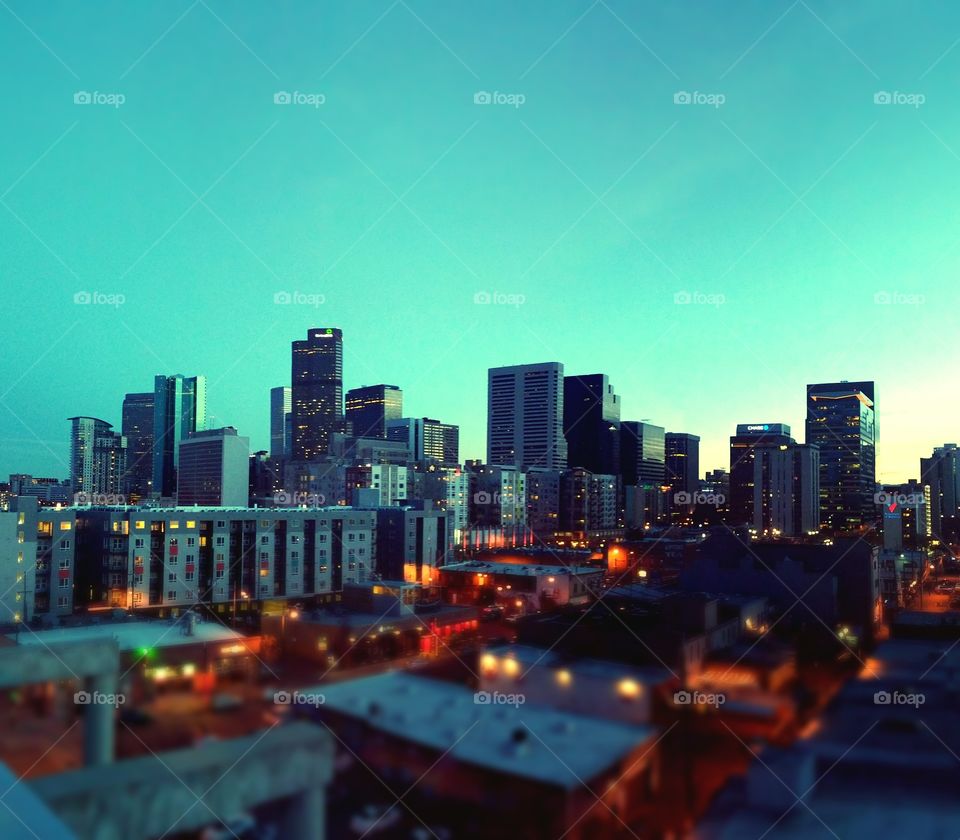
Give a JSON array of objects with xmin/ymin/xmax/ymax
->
[
  {"xmin": 487, "ymin": 362, "xmax": 567, "ymax": 470},
  {"xmin": 729, "ymin": 423, "xmax": 794, "ymax": 526},
  {"xmin": 121, "ymin": 392, "xmax": 154, "ymax": 501},
  {"xmin": 753, "ymin": 442, "xmax": 820, "ymax": 536},
  {"xmin": 619, "ymin": 422, "xmax": 665, "ymax": 486},
  {"xmin": 620, "ymin": 421, "xmax": 666, "ymax": 527},
  {"xmin": 920, "ymin": 443, "xmax": 960, "ymax": 541},
  {"xmin": 69, "ymin": 416, "xmax": 127, "ymax": 497},
  {"xmin": 386, "ymin": 417, "xmax": 459, "ymax": 465},
  {"xmin": 270, "ymin": 386, "xmax": 292, "ymax": 461},
  {"xmin": 152, "ymin": 374, "xmax": 207, "ymax": 498},
  {"xmin": 292, "ymin": 328, "xmax": 343, "ymax": 460},
  {"xmin": 345, "ymin": 384, "xmax": 403, "ymax": 439},
  {"xmin": 563, "ymin": 374, "xmax": 620, "ymax": 475},
  {"xmin": 665, "ymin": 432, "xmax": 700, "ymax": 497},
  {"xmin": 806, "ymin": 381, "xmax": 877, "ymax": 531},
  {"xmin": 177, "ymin": 427, "xmax": 250, "ymax": 507}
]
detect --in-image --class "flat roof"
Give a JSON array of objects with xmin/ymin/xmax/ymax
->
[
  {"xmin": 8, "ymin": 619, "xmax": 245, "ymax": 652},
  {"xmin": 306, "ymin": 672, "xmax": 657, "ymax": 788},
  {"xmin": 440, "ymin": 560, "xmax": 601, "ymax": 577}
]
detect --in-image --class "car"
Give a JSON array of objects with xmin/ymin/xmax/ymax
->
[
  {"xmin": 936, "ymin": 581, "xmax": 955, "ymax": 593},
  {"xmin": 480, "ymin": 605, "xmax": 503, "ymax": 621}
]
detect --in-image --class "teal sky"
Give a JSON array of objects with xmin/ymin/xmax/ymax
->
[{"xmin": 2, "ymin": 0, "xmax": 959, "ymax": 483}]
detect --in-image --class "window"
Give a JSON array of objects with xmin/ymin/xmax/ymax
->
[
  {"xmin": 215, "ymin": 567, "xmax": 225, "ymax": 579},
  {"xmin": 290, "ymin": 551, "xmax": 299, "ymax": 560},
  {"xmin": 169, "ymin": 555, "xmax": 178, "ymax": 565},
  {"xmin": 260, "ymin": 552, "xmax": 269, "ymax": 561},
  {"xmin": 215, "ymin": 553, "xmax": 224, "ymax": 562},
  {"xmin": 135, "ymin": 538, "xmax": 145, "ymax": 548},
  {"xmin": 261, "ymin": 536, "xmax": 269, "ymax": 545},
  {"xmin": 318, "ymin": 534, "xmax": 327, "ymax": 543},
  {"xmin": 135, "ymin": 520, "xmax": 145, "ymax": 529},
  {"xmin": 215, "ymin": 536, "xmax": 225, "ymax": 546},
  {"xmin": 260, "ymin": 520, "xmax": 270, "ymax": 528},
  {"xmin": 60, "ymin": 540, "xmax": 71, "ymax": 550},
  {"xmin": 168, "ymin": 572, "xmax": 177, "ymax": 582},
  {"xmin": 291, "ymin": 535, "xmax": 301, "ymax": 544},
  {"xmin": 57, "ymin": 596, "xmax": 68, "ymax": 607},
  {"xmin": 185, "ymin": 570, "xmax": 195, "ymax": 582},
  {"xmin": 186, "ymin": 520, "xmax": 196, "ymax": 529},
  {"xmin": 348, "ymin": 533, "xmax": 355, "ymax": 541},
  {"xmin": 186, "ymin": 537, "xmax": 195, "ymax": 547},
  {"xmin": 133, "ymin": 592, "xmax": 142, "ymax": 604},
  {"xmin": 59, "ymin": 522, "xmax": 72, "ymax": 531},
  {"xmin": 358, "ymin": 533, "xmax": 366, "ymax": 541},
  {"xmin": 59, "ymin": 558, "xmax": 70, "ymax": 569},
  {"xmin": 290, "ymin": 560, "xmax": 300, "ymax": 575},
  {"xmin": 169, "ymin": 521, "xmax": 179, "ymax": 529},
  {"xmin": 59, "ymin": 577, "xmax": 70, "ymax": 589},
  {"xmin": 167, "ymin": 590, "xmax": 177, "ymax": 600},
  {"xmin": 169, "ymin": 538, "xmax": 178, "ymax": 546}
]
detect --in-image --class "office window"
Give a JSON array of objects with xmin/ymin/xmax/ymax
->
[{"xmin": 59, "ymin": 522, "xmax": 72, "ymax": 531}]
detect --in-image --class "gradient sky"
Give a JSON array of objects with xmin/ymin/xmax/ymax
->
[{"xmin": 2, "ymin": 0, "xmax": 959, "ymax": 483}]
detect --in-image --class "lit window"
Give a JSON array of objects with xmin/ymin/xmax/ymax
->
[
  {"xmin": 169, "ymin": 521, "xmax": 179, "ymax": 529},
  {"xmin": 186, "ymin": 520, "xmax": 196, "ymax": 529},
  {"xmin": 59, "ymin": 522, "xmax": 72, "ymax": 531},
  {"xmin": 135, "ymin": 520, "xmax": 145, "ymax": 529}
]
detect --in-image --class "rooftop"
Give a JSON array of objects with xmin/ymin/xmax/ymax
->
[
  {"xmin": 440, "ymin": 560, "xmax": 601, "ymax": 577},
  {"xmin": 7, "ymin": 618, "xmax": 245, "ymax": 652},
  {"xmin": 304, "ymin": 671, "xmax": 657, "ymax": 788}
]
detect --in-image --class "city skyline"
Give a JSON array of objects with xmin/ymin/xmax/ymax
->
[
  {"xmin": 0, "ymin": 334, "xmax": 951, "ymax": 485},
  {"xmin": 4, "ymin": 1, "xmax": 960, "ymax": 484}
]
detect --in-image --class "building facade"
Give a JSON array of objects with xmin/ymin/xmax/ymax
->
[
  {"xmin": 345, "ymin": 384, "xmax": 402, "ymax": 439},
  {"xmin": 152, "ymin": 374, "xmax": 207, "ymax": 498},
  {"xmin": 69, "ymin": 416, "xmax": 127, "ymax": 499},
  {"xmin": 269, "ymin": 385, "xmax": 292, "ymax": 462},
  {"xmin": 487, "ymin": 363, "xmax": 567, "ymax": 470},
  {"xmin": 386, "ymin": 417, "xmax": 459, "ymax": 465},
  {"xmin": 177, "ymin": 427, "xmax": 250, "ymax": 507},
  {"xmin": 806, "ymin": 381, "xmax": 877, "ymax": 531},
  {"xmin": 563, "ymin": 374, "xmax": 620, "ymax": 475},
  {"xmin": 292, "ymin": 328, "xmax": 344, "ymax": 460},
  {"xmin": 121, "ymin": 392, "xmax": 154, "ymax": 501},
  {"xmin": 728, "ymin": 424, "xmax": 794, "ymax": 527}
]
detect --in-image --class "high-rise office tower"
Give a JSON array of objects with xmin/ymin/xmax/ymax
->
[
  {"xmin": 152, "ymin": 375, "xmax": 207, "ymax": 498},
  {"xmin": 665, "ymin": 432, "xmax": 700, "ymax": 496},
  {"xmin": 270, "ymin": 386, "xmax": 293, "ymax": 461},
  {"xmin": 563, "ymin": 374, "xmax": 620, "ymax": 475},
  {"xmin": 729, "ymin": 423, "xmax": 794, "ymax": 526},
  {"xmin": 620, "ymin": 421, "xmax": 665, "ymax": 485},
  {"xmin": 487, "ymin": 362, "xmax": 567, "ymax": 470},
  {"xmin": 386, "ymin": 417, "xmax": 459, "ymax": 465},
  {"xmin": 69, "ymin": 416, "xmax": 127, "ymax": 497},
  {"xmin": 345, "ymin": 384, "xmax": 403, "ymax": 439},
  {"xmin": 121, "ymin": 392, "xmax": 154, "ymax": 501},
  {"xmin": 751, "ymin": 442, "xmax": 820, "ymax": 536},
  {"xmin": 920, "ymin": 444, "xmax": 960, "ymax": 541},
  {"xmin": 292, "ymin": 328, "xmax": 343, "ymax": 460},
  {"xmin": 177, "ymin": 427, "xmax": 250, "ymax": 506},
  {"xmin": 806, "ymin": 381, "xmax": 877, "ymax": 530},
  {"xmin": 620, "ymin": 421, "xmax": 666, "ymax": 527}
]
